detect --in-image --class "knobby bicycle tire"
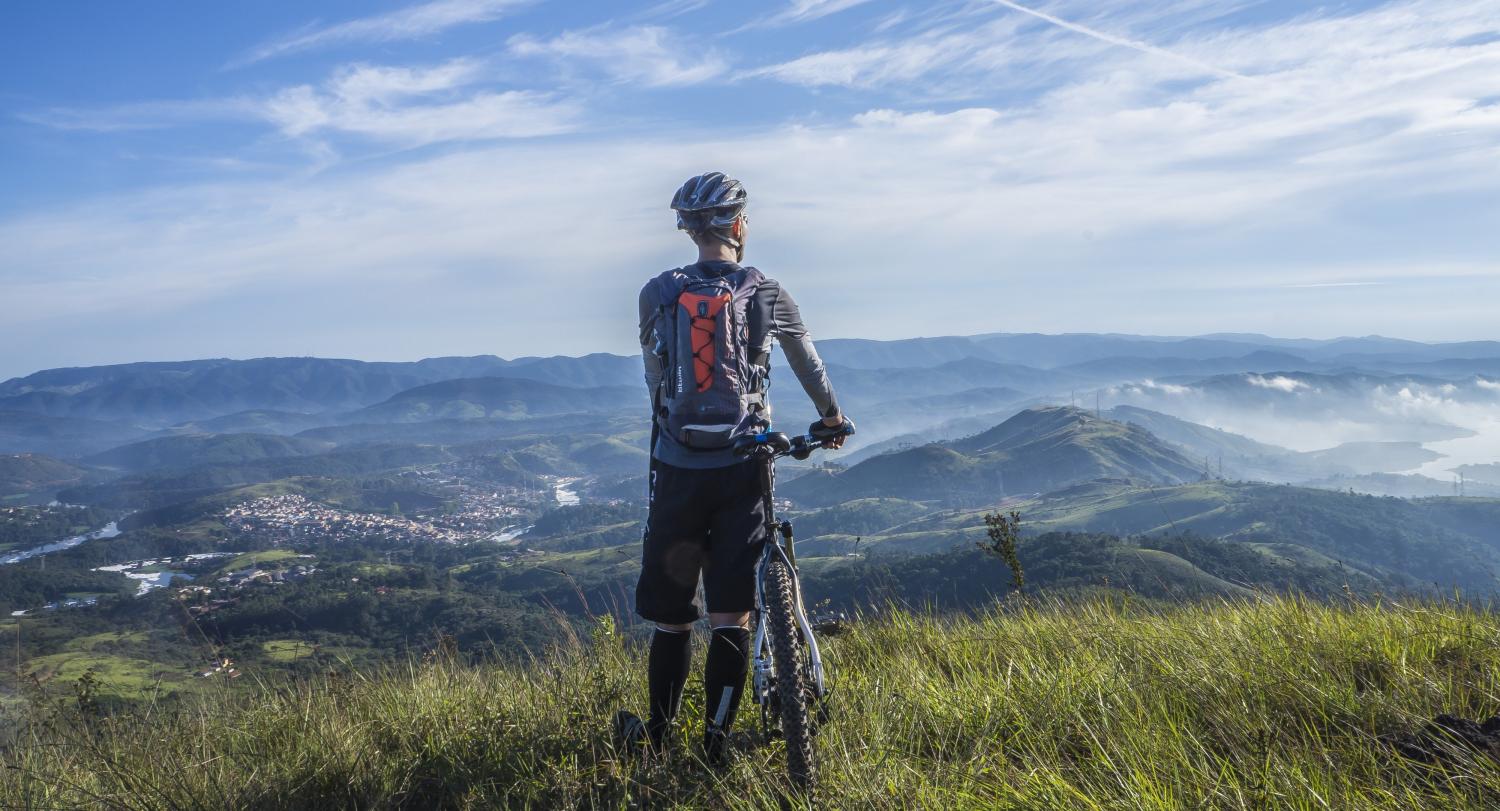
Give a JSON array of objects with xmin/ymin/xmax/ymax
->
[{"xmin": 764, "ymin": 554, "xmax": 816, "ymax": 792}]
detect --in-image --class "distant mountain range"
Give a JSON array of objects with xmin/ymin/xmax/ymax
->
[
  {"xmin": 7, "ymin": 332, "xmax": 1499, "ymax": 431},
  {"xmin": 1, "ymin": 331, "xmax": 1496, "ymax": 504},
  {"xmin": 0, "ymin": 354, "xmax": 643, "ymax": 427}
]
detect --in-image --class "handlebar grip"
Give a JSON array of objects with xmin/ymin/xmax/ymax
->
[
  {"xmin": 809, "ymin": 418, "xmax": 856, "ymax": 442},
  {"xmin": 733, "ymin": 431, "xmax": 793, "ymax": 458}
]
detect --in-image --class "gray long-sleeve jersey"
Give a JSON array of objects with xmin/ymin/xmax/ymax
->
[{"xmin": 640, "ymin": 260, "xmax": 841, "ymax": 469}]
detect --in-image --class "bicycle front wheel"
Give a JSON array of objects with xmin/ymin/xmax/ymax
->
[{"xmin": 764, "ymin": 554, "xmax": 816, "ymax": 792}]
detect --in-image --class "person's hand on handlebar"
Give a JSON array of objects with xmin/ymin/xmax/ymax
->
[{"xmin": 809, "ymin": 415, "xmax": 855, "ymax": 449}]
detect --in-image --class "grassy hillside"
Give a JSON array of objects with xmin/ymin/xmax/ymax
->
[
  {"xmin": 3, "ymin": 597, "xmax": 1497, "ymax": 808},
  {"xmin": 788, "ymin": 407, "xmax": 1201, "ymax": 507},
  {"xmin": 347, "ymin": 377, "xmax": 643, "ymax": 423}
]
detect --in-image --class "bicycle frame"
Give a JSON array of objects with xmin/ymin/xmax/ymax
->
[{"xmin": 749, "ymin": 449, "xmax": 828, "ymax": 720}]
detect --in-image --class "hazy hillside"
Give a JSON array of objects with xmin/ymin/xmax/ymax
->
[
  {"xmin": 1298, "ymin": 441, "xmax": 1443, "ymax": 474},
  {"xmin": 1453, "ymin": 463, "xmax": 1500, "ymax": 486},
  {"xmin": 296, "ymin": 413, "xmax": 640, "ymax": 446},
  {"xmin": 163, "ymin": 409, "xmax": 334, "ymax": 436},
  {"xmin": 1105, "ymin": 406, "xmax": 1449, "ymax": 483},
  {"xmin": 1058, "ymin": 350, "xmax": 1322, "ymax": 382},
  {"xmin": 813, "ymin": 332, "xmax": 1500, "ymax": 370},
  {"xmin": 59, "ymin": 444, "xmax": 460, "ymax": 509},
  {"xmin": 85, "ymin": 433, "xmax": 335, "ymax": 473},
  {"xmin": 344, "ymin": 377, "xmax": 644, "ymax": 423},
  {"xmin": 0, "ymin": 358, "xmax": 435, "ymax": 424},
  {"xmin": 1106, "ymin": 405, "xmax": 1291, "ymax": 462},
  {"xmin": 825, "ymin": 358, "xmax": 1078, "ymax": 408},
  {"xmin": 1299, "ymin": 472, "xmax": 1500, "ymax": 499},
  {"xmin": 787, "ymin": 407, "xmax": 1201, "ymax": 506},
  {"xmin": 0, "ymin": 410, "xmax": 150, "ymax": 458}
]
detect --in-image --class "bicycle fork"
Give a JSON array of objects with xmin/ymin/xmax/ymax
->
[{"xmin": 750, "ymin": 457, "xmax": 828, "ymax": 726}]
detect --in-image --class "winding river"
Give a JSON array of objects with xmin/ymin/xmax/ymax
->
[{"xmin": 1, "ymin": 522, "xmax": 121, "ymax": 566}]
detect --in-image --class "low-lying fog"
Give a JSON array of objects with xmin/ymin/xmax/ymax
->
[{"xmin": 1103, "ymin": 374, "xmax": 1500, "ymax": 481}]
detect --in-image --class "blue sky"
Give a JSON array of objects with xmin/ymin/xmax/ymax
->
[{"xmin": 2, "ymin": 0, "xmax": 1498, "ymax": 379}]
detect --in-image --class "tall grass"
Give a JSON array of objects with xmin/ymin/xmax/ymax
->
[{"xmin": 3, "ymin": 596, "xmax": 1498, "ymax": 809}]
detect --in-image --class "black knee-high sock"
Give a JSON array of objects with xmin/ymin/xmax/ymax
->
[
  {"xmin": 703, "ymin": 625, "xmax": 751, "ymax": 736},
  {"xmin": 647, "ymin": 627, "xmax": 692, "ymax": 747}
]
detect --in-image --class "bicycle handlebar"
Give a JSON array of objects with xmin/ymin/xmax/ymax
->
[{"xmin": 733, "ymin": 424, "xmax": 855, "ymax": 461}]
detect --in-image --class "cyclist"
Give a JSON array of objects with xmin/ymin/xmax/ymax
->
[{"xmin": 616, "ymin": 172, "xmax": 853, "ymax": 765}]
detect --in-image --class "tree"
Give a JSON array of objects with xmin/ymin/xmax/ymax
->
[{"xmin": 978, "ymin": 511, "xmax": 1025, "ymax": 594}]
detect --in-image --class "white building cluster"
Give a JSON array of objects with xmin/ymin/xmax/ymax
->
[{"xmin": 222, "ymin": 494, "xmax": 472, "ymax": 545}]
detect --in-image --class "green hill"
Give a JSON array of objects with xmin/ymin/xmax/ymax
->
[
  {"xmin": 0, "ymin": 453, "xmax": 89, "ymax": 496},
  {"xmin": 1026, "ymin": 482, "xmax": 1500, "ymax": 593},
  {"xmin": 787, "ymin": 479, "xmax": 1500, "ymax": 598},
  {"xmin": 166, "ymin": 409, "xmax": 332, "ymax": 436},
  {"xmin": 787, "ymin": 406, "xmax": 1201, "ymax": 506},
  {"xmin": 4, "ymin": 597, "xmax": 1497, "ymax": 808},
  {"xmin": 85, "ymin": 433, "xmax": 335, "ymax": 473}
]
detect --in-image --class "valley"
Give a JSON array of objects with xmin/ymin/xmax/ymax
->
[{"xmin": 1, "ymin": 331, "xmax": 1499, "ymax": 719}]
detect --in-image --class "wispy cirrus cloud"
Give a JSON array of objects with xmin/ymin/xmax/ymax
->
[
  {"xmin": 232, "ymin": 0, "xmax": 531, "ymax": 67},
  {"xmin": 636, "ymin": 0, "xmax": 714, "ymax": 20},
  {"xmin": 755, "ymin": 0, "xmax": 877, "ymax": 27},
  {"xmin": 751, "ymin": 39, "xmax": 968, "ymax": 88},
  {"xmin": 507, "ymin": 25, "xmax": 727, "ymax": 87},
  {"xmin": 752, "ymin": 0, "xmax": 1250, "ymax": 89},
  {"xmin": 984, "ymin": 0, "xmax": 1244, "ymax": 79}
]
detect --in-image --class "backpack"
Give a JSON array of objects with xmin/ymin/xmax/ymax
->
[{"xmin": 647, "ymin": 264, "xmax": 769, "ymax": 450}]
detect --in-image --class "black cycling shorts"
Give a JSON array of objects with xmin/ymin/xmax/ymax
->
[{"xmin": 635, "ymin": 458, "xmax": 767, "ymax": 625}]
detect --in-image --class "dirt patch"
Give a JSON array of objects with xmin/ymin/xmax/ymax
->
[{"xmin": 1388, "ymin": 714, "xmax": 1500, "ymax": 765}]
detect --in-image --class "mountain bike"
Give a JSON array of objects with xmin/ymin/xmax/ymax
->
[{"xmin": 732, "ymin": 423, "xmax": 853, "ymax": 792}]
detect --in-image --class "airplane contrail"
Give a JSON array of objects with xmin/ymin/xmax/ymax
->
[{"xmin": 986, "ymin": 0, "xmax": 1246, "ymax": 80}]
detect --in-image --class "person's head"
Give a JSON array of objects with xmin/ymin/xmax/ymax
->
[{"xmin": 670, "ymin": 172, "xmax": 748, "ymax": 261}]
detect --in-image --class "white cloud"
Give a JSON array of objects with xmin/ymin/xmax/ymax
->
[
  {"xmin": 234, "ymin": 0, "xmax": 529, "ymax": 66},
  {"xmin": 1247, "ymin": 375, "xmax": 1308, "ymax": 393},
  {"xmin": 507, "ymin": 26, "xmax": 727, "ymax": 87},
  {"xmin": 24, "ymin": 59, "xmax": 581, "ymax": 149},
  {"xmin": 259, "ymin": 60, "xmax": 580, "ymax": 144}
]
